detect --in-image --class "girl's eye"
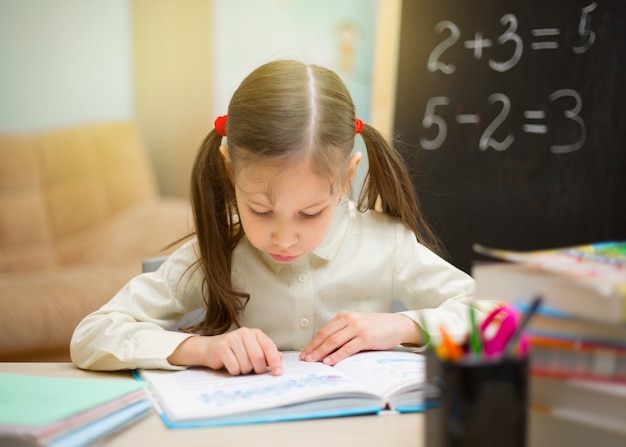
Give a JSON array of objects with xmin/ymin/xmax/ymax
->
[
  {"xmin": 248, "ymin": 207, "xmax": 272, "ymax": 217},
  {"xmin": 247, "ymin": 207, "xmax": 323, "ymax": 219},
  {"xmin": 300, "ymin": 210, "xmax": 323, "ymax": 219}
]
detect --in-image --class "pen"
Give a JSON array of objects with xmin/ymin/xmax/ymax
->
[
  {"xmin": 469, "ymin": 305, "xmax": 482, "ymax": 356},
  {"xmin": 502, "ymin": 296, "xmax": 542, "ymax": 358}
]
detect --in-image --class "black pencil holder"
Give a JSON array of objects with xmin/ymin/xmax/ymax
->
[{"xmin": 426, "ymin": 354, "xmax": 528, "ymax": 447}]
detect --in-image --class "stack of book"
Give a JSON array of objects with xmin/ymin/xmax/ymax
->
[
  {"xmin": 472, "ymin": 241, "xmax": 626, "ymax": 447},
  {"xmin": 0, "ymin": 372, "xmax": 151, "ymax": 447}
]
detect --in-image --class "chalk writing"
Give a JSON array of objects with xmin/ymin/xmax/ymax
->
[
  {"xmin": 427, "ymin": 4, "xmax": 597, "ymax": 74},
  {"xmin": 419, "ymin": 3, "xmax": 596, "ymax": 153},
  {"xmin": 419, "ymin": 90, "xmax": 585, "ymax": 153}
]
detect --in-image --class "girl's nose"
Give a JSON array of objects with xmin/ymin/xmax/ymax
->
[{"xmin": 271, "ymin": 223, "xmax": 297, "ymax": 248}]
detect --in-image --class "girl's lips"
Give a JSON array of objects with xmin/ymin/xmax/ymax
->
[{"xmin": 270, "ymin": 253, "xmax": 299, "ymax": 263}]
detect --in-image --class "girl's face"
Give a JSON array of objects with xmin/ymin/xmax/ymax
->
[{"xmin": 232, "ymin": 153, "xmax": 360, "ymax": 264}]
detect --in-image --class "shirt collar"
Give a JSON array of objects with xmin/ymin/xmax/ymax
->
[{"xmin": 256, "ymin": 199, "xmax": 351, "ymax": 273}]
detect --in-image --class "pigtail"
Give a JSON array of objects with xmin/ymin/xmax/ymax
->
[
  {"xmin": 188, "ymin": 130, "xmax": 248, "ymax": 335},
  {"xmin": 357, "ymin": 124, "xmax": 446, "ymax": 258}
]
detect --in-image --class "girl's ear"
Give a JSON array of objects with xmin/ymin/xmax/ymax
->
[
  {"xmin": 347, "ymin": 151, "xmax": 363, "ymax": 181},
  {"xmin": 341, "ymin": 151, "xmax": 362, "ymax": 195},
  {"xmin": 219, "ymin": 145, "xmax": 234, "ymax": 178}
]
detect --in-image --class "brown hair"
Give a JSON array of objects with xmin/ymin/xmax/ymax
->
[{"xmin": 187, "ymin": 60, "xmax": 442, "ymax": 335}]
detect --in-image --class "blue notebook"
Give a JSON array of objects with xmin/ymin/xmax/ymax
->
[{"xmin": 0, "ymin": 372, "xmax": 150, "ymax": 446}]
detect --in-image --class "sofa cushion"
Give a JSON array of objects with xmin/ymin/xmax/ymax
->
[
  {"xmin": 0, "ymin": 198, "xmax": 191, "ymax": 360},
  {"xmin": 0, "ymin": 121, "xmax": 192, "ymax": 361},
  {"xmin": 58, "ymin": 198, "xmax": 191, "ymax": 266},
  {"xmin": 0, "ymin": 263, "xmax": 140, "ymax": 361},
  {"xmin": 0, "ymin": 121, "xmax": 160, "ymax": 272}
]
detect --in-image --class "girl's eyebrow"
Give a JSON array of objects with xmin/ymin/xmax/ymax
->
[
  {"xmin": 237, "ymin": 188, "xmax": 270, "ymax": 203},
  {"xmin": 246, "ymin": 197, "xmax": 272, "ymax": 208}
]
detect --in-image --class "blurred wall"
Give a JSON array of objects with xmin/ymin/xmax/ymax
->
[
  {"xmin": 0, "ymin": 0, "xmax": 401, "ymax": 198},
  {"xmin": 0, "ymin": 0, "xmax": 133, "ymax": 132},
  {"xmin": 371, "ymin": 0, "xmax": 401, "ymax": 139},
  {"xmin": 133, "ymin": 0, "xmax": 213, "ymax": 198}
]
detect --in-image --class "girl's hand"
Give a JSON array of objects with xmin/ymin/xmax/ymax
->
[
  {"xmin": 299, "ymin": 312, "xmax": 421, "ymax": 366},
  {"xmin": 168, "ymin": 327, "xmax": 283, "ymax": 376}
]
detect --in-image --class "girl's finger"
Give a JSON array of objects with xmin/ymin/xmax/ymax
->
[
  {"xmin": 256, "ymin": 332, "xmax": 283, "ymax": 375},
  {"xmin": 300, "ymin": 315, "xmax": 346, "ymax": 360}
]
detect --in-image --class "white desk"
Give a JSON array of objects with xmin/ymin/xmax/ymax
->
[{"xmin": 0, "ymin": 363, "xmax": 424, "ymax": 447}]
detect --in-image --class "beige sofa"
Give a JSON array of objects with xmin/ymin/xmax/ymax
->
[{"xmin": 0, "ymin": 121, "xmax": 191, "ymax": 361}]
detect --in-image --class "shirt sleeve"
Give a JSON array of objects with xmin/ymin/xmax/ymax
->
[
  {"xmin": 70, "ymin": 241, "xmax": 205, "ymax": 371},
  {"xmin": 392, "ymin": 222, "xmax": 500, "ymax": 346}
]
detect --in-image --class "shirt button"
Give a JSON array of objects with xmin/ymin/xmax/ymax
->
[
  {"xmin": 299, "ymin": 318, "xmax": 310, "ymax": 328},
  {"xmin": 297, "ymin": 274, "xmax": 308, "ymax": 283}
]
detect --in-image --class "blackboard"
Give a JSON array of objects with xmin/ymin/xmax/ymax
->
[{"xmin": 394, "ymin": 0, "xmax": 626, "ymax": 273}]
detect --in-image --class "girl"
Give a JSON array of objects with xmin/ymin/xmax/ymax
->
[{"xmin": 70, "ymin": 60, "xmax": 492, "ymax": 375}]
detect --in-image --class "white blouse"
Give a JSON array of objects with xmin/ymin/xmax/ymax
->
[{"xmin": 70, "ymin": 200, "xmax": 492, "ymax": 370}]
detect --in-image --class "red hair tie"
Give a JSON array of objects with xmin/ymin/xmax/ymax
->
[
  {"xmin": 214, "ymin": 115, "xmax": 227, "ymax": 137},
  {"xmin": 355, "ymin": 117, "xmax": 364, "ymax": 135}
]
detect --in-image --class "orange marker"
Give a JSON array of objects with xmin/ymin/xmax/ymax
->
[
  {"xmin": 439, "ymin": 326, "xmax": 463, "ymax": 362},
  {"xmin": 436, "ymin": 340, "xmax": 450, "ymax": 360}
]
